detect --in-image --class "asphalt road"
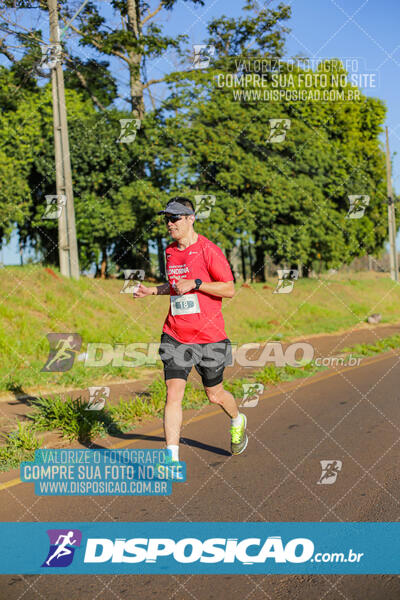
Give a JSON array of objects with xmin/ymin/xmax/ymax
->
[{"xmin": 0, "ymin": 349, "xmax": 399, "ymax": 599}]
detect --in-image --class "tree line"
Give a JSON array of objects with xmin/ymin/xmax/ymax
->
[{"xmin": 0, "ymin": 0, "xmax": 389, "ymax": 279}]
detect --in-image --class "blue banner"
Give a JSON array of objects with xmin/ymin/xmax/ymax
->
[
  {"xmin": 19, "ymin": 450, "xmax": 186, "ymax": 495},
  {"xmin": 0, "ymin": 522, "xmax": 398, "ymax": 574}
]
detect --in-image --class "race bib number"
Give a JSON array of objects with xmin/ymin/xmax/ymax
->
[{"xmin": 170, "ymin": 294, "xmax": 201, "ymax": 316}]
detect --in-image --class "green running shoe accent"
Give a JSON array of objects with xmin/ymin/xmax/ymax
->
[{"xmin": 230, "ymin": 413, "xmax": 248, "ymax": 455}]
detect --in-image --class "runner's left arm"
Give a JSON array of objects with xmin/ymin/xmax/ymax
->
[
  {"xmin": 203, "ymin": 242, "xmax": 235, "ymax": 298},
  {"xmin": 196, "ymin": 280, "xmax": 234, "ymax": 298},
  {"xmin": 174, "ymin": 242, "xmax": 235, "ymax": 298},
  {"xmin": 174, "ymin": 279, "xmax": 234, "ymax": 298}
]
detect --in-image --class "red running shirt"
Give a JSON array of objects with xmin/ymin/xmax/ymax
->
[{"xmin": 162, "ymin": 234, "xmax": 234, "ymax": 344}]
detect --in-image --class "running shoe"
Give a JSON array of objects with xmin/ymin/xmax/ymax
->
[{"xmin": 230, "ymin": 413, "xmax": 248, "ymax": 455}]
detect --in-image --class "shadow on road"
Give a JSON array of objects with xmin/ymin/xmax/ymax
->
[{"xmin": 88, "ymin": 431, "xmax": 230, "ymax": 457}]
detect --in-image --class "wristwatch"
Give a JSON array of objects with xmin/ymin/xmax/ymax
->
[{"xmin": 194, "ymin": 278, "xmax": 202, "ymax": 290}]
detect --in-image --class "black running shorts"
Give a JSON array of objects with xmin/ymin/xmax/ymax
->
[{"xmin": 158, "ymin": 332, "xmax": 233, "ymax": 387}]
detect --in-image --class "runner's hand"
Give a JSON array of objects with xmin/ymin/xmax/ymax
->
[
  {"xmin": 133, "ymin": 283, "xmax": 155, "ymax": 298},
  {"xmin": 174, "ymin": 279, "xmax": 195, "ymax": 295}
]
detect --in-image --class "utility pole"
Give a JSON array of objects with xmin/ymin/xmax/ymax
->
[
  {"xmin": 385, "ymin": 126, "xmax": 398, "ymax": 282},
  {"xmin": 48, "ymin": 0, "xmax": 80, "ymax": 279}
]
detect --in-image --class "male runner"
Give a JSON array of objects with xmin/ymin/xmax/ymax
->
[{"xmin": 134, "ymin": 197, "xmax": 247, "ymax": 468}]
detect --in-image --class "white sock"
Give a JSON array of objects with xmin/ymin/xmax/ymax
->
[
  {"xmin": 166, "ymin": 445, "xmax": 179, "ymax": 461},
  {"xmin": 231, "ymin": 413, "xmax": 243, "ymax": 427}
]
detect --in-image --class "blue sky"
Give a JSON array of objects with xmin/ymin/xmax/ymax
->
[{"xmin": 3, "ymin": 0, "xmax": 399, "ymax": 264}]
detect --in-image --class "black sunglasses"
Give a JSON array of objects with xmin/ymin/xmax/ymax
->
[{"xmin": 164, "ymin": 214, "xmax": 184, "ymax": 224}]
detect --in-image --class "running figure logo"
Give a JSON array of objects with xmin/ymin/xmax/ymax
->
[
  {"xmin": 274, "ymin": 269, "xmax": 298, "ymax": 294},
  {"xmin": 117, "ymin": 118, "xmax": 141, "ymax": 143},
  {"xmin": 42, "ymin": 529, "xmax": 82, "ymax": 568},
  {"xmin": 41, "ymin": 333, "xmax": 82, "ymax": 372},
  {"xmin": 317, "ymin": 460, "xmax": 342, "ymax": 485},
  {"xmin": 240, "ymin": 383, "xmax": 264, "ymax": 408},
  {"xmin": 267, "ymin": 119, "xmax": 291, "ymax": 143},
  {"xmin": 42, "ymin": 195, "xmax": 66, "ymax": 220},
  {"xmin": 192, "ymin": 44, "xmax": 215, "ymax": 69},
  {"xmin": 346, "ymin": 195, "xmax": 370, "ymax": 219},
  {"xmin": 194, "ymin": 194, "xmax": 216, "ymax": 219},
  {"xmin": 86, "ymin": 386, "xmax": 110, "ymax": 410},
  {"xmin": 40, "ymin": 43, "xmax": 62, "ymax": 70},
  {"xmin": 120, "ymin": 269, "xmax": 145, "ymax": 294}
]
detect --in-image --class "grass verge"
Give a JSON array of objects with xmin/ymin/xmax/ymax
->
[
  {"xmin": 224, "ymin": 362, "xmax": 326, "ymax": 398},
  {"xmin": 342, "ymin": 333, "xmax": 400, "ymax": 357},
  {"xmin": 0, "ymin": 422, "xmax": 40, "ymax": 472},
  {"xmin": 2, "ymin": 266, "xmax": 400, "ymax": 392},
  {"xmin": 24, "ymin": 378, "xmax": 208, "ymax": 446},
  {"xmin": 2, "ymin": 334, "xmax": 400, "ymax": 472}
]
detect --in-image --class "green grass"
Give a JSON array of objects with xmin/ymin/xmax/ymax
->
[
  {"xmin": 0, "ymin": 422, "xmax": 40, "ymax": 472},
  {"xmin": 23, "ymin": 377, "xmax": 209, "ymax": 446},
  {"xmin": 341, "ymin": 333, "xmax": 400, "ymax": 357},
  {"xmin": 5, "ymin": 360, "xmax": 327, "ymax": 454},
  {"xmin": 1, "ymin": 266, "xmax": 400, "ymax": 393},
  {"xmin": 29, "ymin": 395, "xmax": 124, "ymax": 444},
  {"xmin": 2, "ymin": 328, "xmax": 400, "ymax": 472},
  {"xmin": 223, "ymin": 361, "xmax": 326, "ymax": 398},
  {"xmin": 244, "ymin": 318, "xmax": 271, "ymax": 331}
]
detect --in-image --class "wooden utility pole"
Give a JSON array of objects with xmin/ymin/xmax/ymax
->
[
  {"xmin": 48, "ymin": 0, "xmax": 80, "ymax": 279},
  {"xmin": 385, "ymin": 126, "xmax": 398, "ymax": 281},
  {"xmin": 241, "ymin": 241, "xmax": 247, "ymax": 281}
]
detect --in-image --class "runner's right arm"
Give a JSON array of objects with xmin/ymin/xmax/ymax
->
[{"xmin": 133, "ymin": 282, "xmax": 170, "ymax": 297}]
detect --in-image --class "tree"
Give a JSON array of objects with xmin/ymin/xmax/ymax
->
[
  {"xmin": 0, "ymin": 66, "xmax": 46, "ymax": 241},
  {"xmin": 21, "ymin": 94, "xmax": 148, "ymax": 275},
  {"xmin": 153, "ymin": 13, "xmax": 388, "ymax": 279},
  {"xmin": 59, "ymin": 0, "xmax": 205, "ymax": 117},
  {"xmin": 0, "ymin": 1, "xmax": 119, "ymax": 111},
  {"xmin": 0, "ymin": 1, "xmax": 390, "ymax": 281}
]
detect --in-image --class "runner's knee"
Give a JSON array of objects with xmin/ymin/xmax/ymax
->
[
  {"xmin": 166, "ymin": 380, "xmax": 186, "ymax": 403},
  {"xmin": 166, "ymin": 392, "xmax": 184, "ymax": 405}
]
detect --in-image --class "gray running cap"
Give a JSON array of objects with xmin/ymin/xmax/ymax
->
[{"xmin": 157, "ymin": 201, "xmax": 195, "ymax": 216}]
